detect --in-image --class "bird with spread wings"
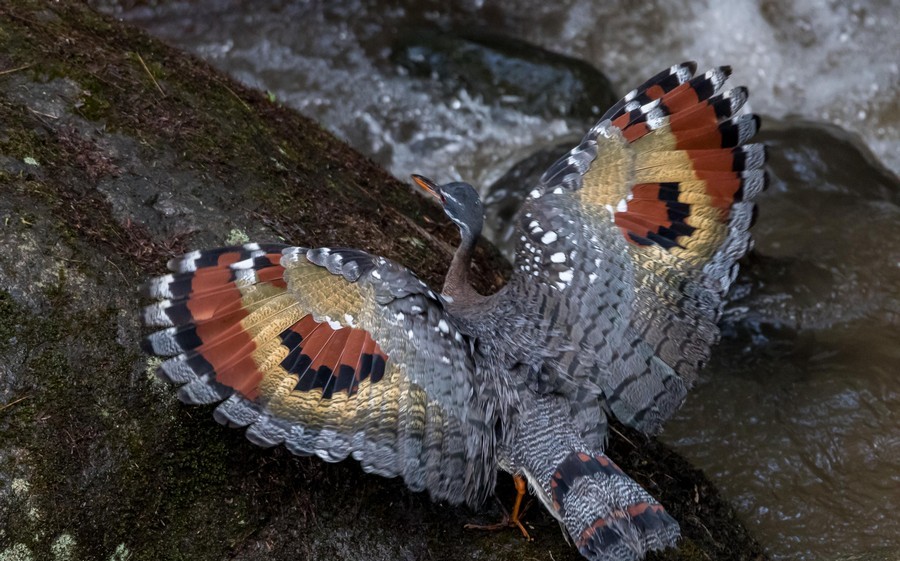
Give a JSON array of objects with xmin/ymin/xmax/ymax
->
[{"xmin": 142, "ymin": 62, "xmax": 765, "ymax": 561}]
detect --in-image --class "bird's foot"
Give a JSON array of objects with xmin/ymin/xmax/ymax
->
[
  {"xmin": 464, "ymin": 474, "xmax": 533, "ymax": 540},
  {"xmin": 464, "ymin": 517, "xmax": 532, "ymax": 541}
]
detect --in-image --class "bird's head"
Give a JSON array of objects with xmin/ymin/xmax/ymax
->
[{"xmin": 412, "ymin": 174, "xmax": 483, "ymax": 240}]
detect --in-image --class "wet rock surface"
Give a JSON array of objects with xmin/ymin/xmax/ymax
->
[
  {"xmin": 724, "ymin": 119, "xmax": 900, "ymax": 339},
  {"xmin": 0, "ymin": 3, "xmax": 765, "ymax": 561}
]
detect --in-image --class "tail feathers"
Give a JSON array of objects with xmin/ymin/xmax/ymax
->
[
  {"xmin": 574, "ymin": 500, "xmax": 680, "ymax": 561},
  {"xmin": 550, "ymin": 452, "xmax": 680, "ymax": 561}
]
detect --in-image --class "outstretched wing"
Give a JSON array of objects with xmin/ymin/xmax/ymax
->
[
  {"xmin": 142, "ymin": 243, "xmax": 498, "ymax": 506},
  {"xmin": 510, "ymin": 63, "xmax": 766, "ymax": 434}
]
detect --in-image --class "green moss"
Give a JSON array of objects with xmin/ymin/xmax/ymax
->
[
  {"xmin": 0, "ymin": 105, "xmax": 59, "ymax": 166},
  {"xmin": 0, "ymin": 282, "xmax": 258, "ymax": 560},
  {"xmin": 76, "ymin": 78, "xmax": 113, "ymax": 123}
]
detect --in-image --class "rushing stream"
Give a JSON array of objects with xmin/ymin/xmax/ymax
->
[{"xmin": 98, "ymin": 1, "xmax": 899, "ymax": 559}]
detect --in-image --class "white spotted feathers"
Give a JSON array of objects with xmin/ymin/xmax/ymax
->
[{"xmin": 515, "ymin": 197, "xmax": 578, "ymax": 291}]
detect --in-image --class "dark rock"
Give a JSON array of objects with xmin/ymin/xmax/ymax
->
[
  {"xmin": 723, "ymin": 118, "xmax": 900, "ymax": 343},
  {"xmin": 392, "ymin": 29, "xmax": 618, "ymax": 121}
]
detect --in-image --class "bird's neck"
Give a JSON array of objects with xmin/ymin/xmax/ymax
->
[{"xmin": 442, "ymin": 229, "xmax": 482, "ymax": 303}]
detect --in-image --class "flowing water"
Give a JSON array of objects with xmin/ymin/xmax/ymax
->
[{"xmin": 98, "ymin": 1, "xmax": 900, "ymax": 559}]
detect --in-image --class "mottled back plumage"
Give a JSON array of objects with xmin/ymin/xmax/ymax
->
[{"xmin": 141, "ymin": 62, "xmax": 765, "ymax": 561}]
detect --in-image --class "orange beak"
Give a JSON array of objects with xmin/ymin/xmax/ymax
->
[{"xmin": 411, "ymin": 174, "xmax": 443, "ymax": 203}]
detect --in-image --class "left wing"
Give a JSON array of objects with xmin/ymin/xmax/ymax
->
[{"xmin": 141, "ymin": 244, "xmax": 501, "ymax": 506}]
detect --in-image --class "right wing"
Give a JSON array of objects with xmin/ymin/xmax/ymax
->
[
  {"xmin": 509, "ymin": 63, "xmax": 766, "ymax": 434},
  {"xmin": 142, "ymin": 244, "xmax": 501, "ymax": 506}
]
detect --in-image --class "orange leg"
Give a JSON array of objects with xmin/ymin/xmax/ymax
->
[
  {"xmin": 509, "ymin": 474, "xmax": 531, "ymax": 539},
  {"xmin": 464, "ymin": 474, "xmax": 533, "ymax": 540}
]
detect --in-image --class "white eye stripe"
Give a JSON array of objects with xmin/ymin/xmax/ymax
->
[
  {"xmin": 441, "ymin": 191, "xmax": 462, "ymax": 206},
  {"xmin": 450, "ymin": 216, "xmax": 470, "ymax": 234}
]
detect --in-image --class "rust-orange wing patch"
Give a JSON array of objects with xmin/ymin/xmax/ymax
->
[
  {"xmin": 280, "ymin": 318, "xmax": 387, "ymax": 399},
  {"xmin": 142, "ymin": 244, "xmax": 391, "ymax": 408},
  {"xmin": 143, "ymin": 244, "xmax": 291, "ymax": 399}
]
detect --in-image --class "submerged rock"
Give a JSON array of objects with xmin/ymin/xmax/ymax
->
[{"xmin": 392, "ymin": 29, "xmax": 618, "ymax": 121}]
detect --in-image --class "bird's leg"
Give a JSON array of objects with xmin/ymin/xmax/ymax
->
[
  {"xmin": 464, "ymin": 474, "xmax": 532, "ymax": 540},
  {"xmin": 509, "ymin": 474, "xmax": 532, "ymax": 539}
]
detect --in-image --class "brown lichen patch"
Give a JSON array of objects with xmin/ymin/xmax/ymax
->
[{"xmin": 54, "ymin": 124, "xmax": 121, "ymax": 182}]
